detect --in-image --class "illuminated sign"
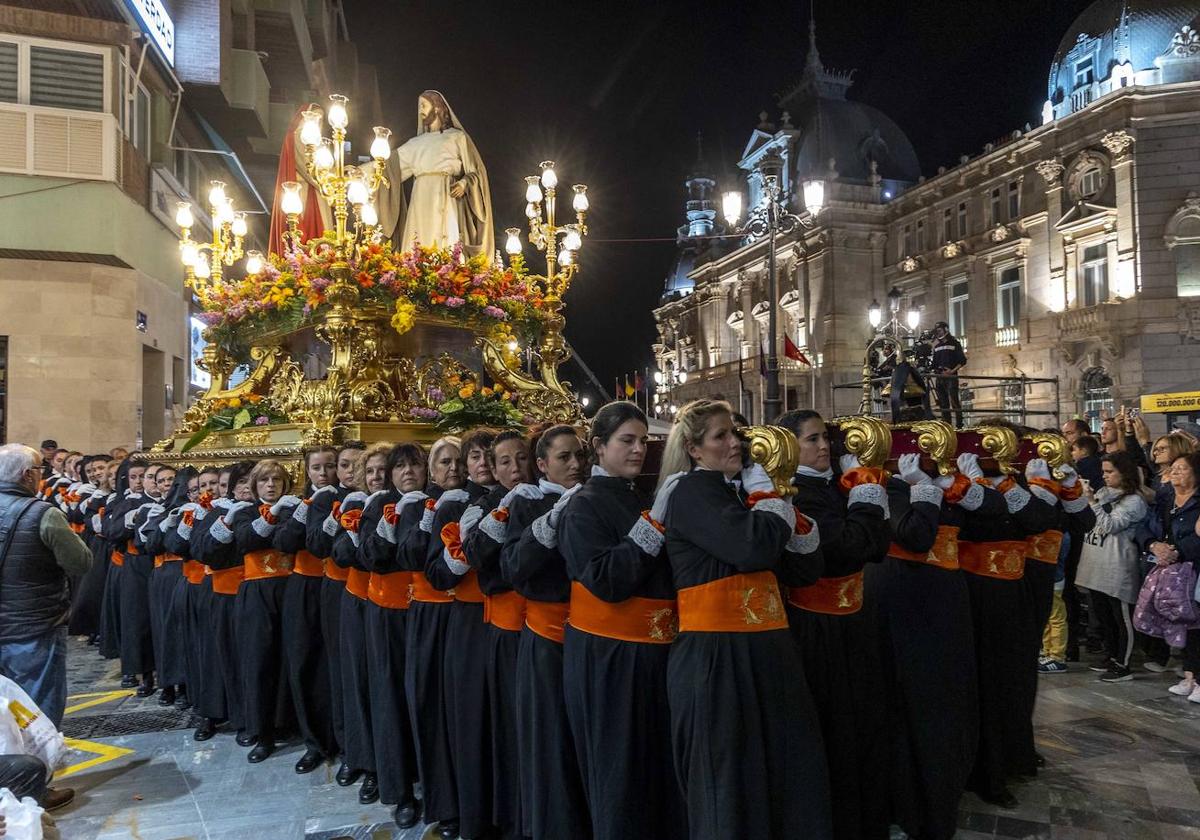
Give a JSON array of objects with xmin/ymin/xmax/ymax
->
[
  {"xmin": 189, "ymin": 317, "xmax": 210, "ymax": 389},
  {"xmin": 1140, "ymin": 390, "xmax": 1200, "ymax": 413},
  {"xmin": 125, "ymin": 0, "xmax": 174, "ymax": 66}
]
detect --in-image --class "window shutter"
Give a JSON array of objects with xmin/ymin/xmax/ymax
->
[
  {"xmin": 0, "ymin": 42, "xmax": 17, "ymax": 103},
  {"xmin": 29, "ymin": 46, "xmax": 104, "ymax": 112}
]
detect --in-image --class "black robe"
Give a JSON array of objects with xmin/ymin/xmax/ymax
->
[
  {"xmin": 274, "ymin": 494, "xmax": 337, "ymax": 758},
  {"xmin": 331, "ymin": 494, "xmax": 376, "ymax": 775},
  {"xmin": 97, "ymin": 491, "xmax": 129, "ymax": 660},
  {"xmin": 107, "ymin": 493, "xmax": 155, "ymax": 676},
  {"xmin": 192, "ymin": 501, "xmax": 248, "ymax": 732},
  {"xmin": 305, "ymin": 485, "xmax": 352, "ymax": 757},
  {"xmin": 70, "ymin": 492, "xmax": 111, "ymax": 637},
  {"xmin": 664, "ymin": 470, "xmax": 831, "ymax": 840},
  {"xmin": 360, "ymin": 489, "xmax": 419, "ymax": 807},
  {"xmin": 424, "ymin": 480, "xmax": 497, "ymax": 840},
  {"xmin": 558, "ymin": 474, "xmax": 686, "ymax": 840},
  {"xmin": 163, "ymin": 508, "xmax": 201, "ymax": 701},
  {"xmin": 141, "ymin": 506, "xmax": 187, "ymax": 688},
  {"xmin": 788, "ymin": 472, "xmax": 890, "ymax": 840},
  {"xmin": 867, "ymin": 478, "xmax": 977, "ymax": 840},
  {"xmin": 501, "ymin": 491, "xmax": 591, "ymax": 840}
]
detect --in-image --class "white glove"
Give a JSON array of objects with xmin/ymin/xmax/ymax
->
[
  {"xmin": 1058, "ymin": 463, "xmax": 1078, "ymax": 488},
  {"xmin": 164, "ymin": 509, "xmax": 183, "ymax": 528},
  {"xmin": 342, "ymin": 491, "xmax": 368, "ymax": 507},
  {"xmin": 839, "ymin": 454, "xmax": 862, "ymax": 474},
  {"xmin": 650, "ymin": 472, "xmax": 686, "ymax": 524},
  {"xmin": 223, "ymin": 500, "xmax": 254, "ymax": 518},
  {"xmin": 123, "ymin": 510, "xmax": 138, "ymax": 528},
  {"xmin": 499, "ymin": 483, "xmax": 544, "ymax": 509},
  {"xmin": 179, "ymin": 502, "xmax": 201, "ymax": 515},
  {"xmin": 91, "ymin": 514, "xmax": 103, "ymax": 534},
  {"xmin": 434, "ymin": 488, "xmax": 471, "ymax": 510},
  {"xmin": 89, "ymin": 489, "xmax": 107, "ymax": 500},
  {"xmin": 310, "ymin": 484, "xmax": 338, "ymax": 500},
  {"xmin": 740, "ymin": 463, "xmax": 775, "ymax": 496},
  {"xmin": 459, "ymin": 504, "xmax": 484, "ymax": 537},
  {"xmin": 898, "ymin": 453, "xmax": 930, "ymax": 486},
  {"xmin": 77, "ymin": 483, "xmax": 97, "ymax": 496},
  {"xmin": 146, "ymin": 503, "xmax": 166, "ymax": 518},
  {"xmin": 270, "ymin": 495, "xmax": 302, "ymax": 516},
  {"xmin": 933, "ymin": 474, "xmax": 956, "ymax": 490},
  {"xmin": 547, "ymin": 483, "xmax": 583, "ymax": 529},
  {"xmin": 956, "ymin": 452, "xmax": 983, "ymax": 481},
  {"xmin": 1025, "ymin": 458, "xmax": 1052, "ymax": 482},
  {"xmin": 399, "ymin": 490, "xmax": 429, "ymax": 512}
]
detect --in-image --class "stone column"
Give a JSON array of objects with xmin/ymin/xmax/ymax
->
[
  {"xmin": 1036, "ymin": 158, "xmax": 1067, "ymax": 311},
  {"xmin": 1101, "ymin": 130, "xmax": 1136, "ymax": 297}
]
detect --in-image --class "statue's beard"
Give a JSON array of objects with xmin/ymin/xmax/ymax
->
[{"xmin": 423, "ymin": 110, "xmax": 441, "ymax": 131}]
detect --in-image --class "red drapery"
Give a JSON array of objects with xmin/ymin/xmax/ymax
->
[{"xmin": 267, "ymin": 107, "xmax": 326, "ymax": 256}]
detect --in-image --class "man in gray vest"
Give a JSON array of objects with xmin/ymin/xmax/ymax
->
[{"xmin": 0, "ymin": 444, "xmax": 91, "ymax": 726}]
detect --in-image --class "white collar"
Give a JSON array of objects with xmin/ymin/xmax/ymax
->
[
  {"xmin": 590, "ymin": 465, "xmax": 610, "ymax": 478},
  {"xmin": 796, "ymin": 465, "xmax": 834, "ymax": 480},
  {"xmin": 539, "ymin": 478, "xmax": 569, "ymax": 495}
]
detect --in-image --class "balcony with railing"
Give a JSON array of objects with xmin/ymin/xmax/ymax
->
[
  {"xmin": 1056, "ymin": 301, "xmax": 1122, "ymax": 339},
  {"xmin": 994, "ymin": 325, "xmax": 1020, "ymax": 347}
]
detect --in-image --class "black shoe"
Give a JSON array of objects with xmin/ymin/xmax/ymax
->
[
  {"xmin": 335, "ymin": 762, "xmax": 362, "ymax": 787},
  {"xmin": 1085, "ymin": 639, "xmax": 1105, "ymax": 654},
  {"xmin": 393, "ymin": 798, "xmax": 420, "ymax": 829},
  {"xmin": 980, "ymin": 788, "xmax": 1018, "ymax": 809},
  {"xmin": 294, "ymin": 749, "xmax": 323, "ymax": 774},
  {"xmin": 135, "ymin": 677, "xmax": 156, "ymax": 697},
  {"xmin": 235, "ymin": 731, "xmax": 258, "ymax": 747},
  {"xmin": 247, "ymin": 739, "xmax": 275, "ymax": 763},
  {"xmin": 193, "ymin": 719, "xmax": 217, "ymax": 741},
  {"xmin": 86, "ymin": 634, "xmax": 99, "ymax": 646},
  {"xmin": 1089, "ymin": 657, "xmax": 1116, "ymax": 673},
  {"xmin": 1100, "ymin": 664, "xmax": 1134, "ymax": 683},
  {"xmin": 157, "ymin": 686, "xmax": 176, "ymax": 706},
  {"xmin": 358, "ymin": 772, "xmax": 379, "ymax": 804},
  {"xmin": 120, "ymin": 675, "xmax": 138, "ymax": 688},
  {"xmin": 436, "ymin": 820, "xmax": 460, "ymax": 840},
  {"xmin": 174, "ymin": 689, "xmax": 191, "ymax": 710}
]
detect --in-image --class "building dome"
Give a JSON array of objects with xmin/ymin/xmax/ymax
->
[
  {"xmin": 1047, "ymin": 0, "xmax": 1200, "ymax": 119},
  {"xmin": 787, "ymin": 97, "xmax": 921, "ymax": 186}
]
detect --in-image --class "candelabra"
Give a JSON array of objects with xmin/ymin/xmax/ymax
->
[
  {"xmin": 504, "ymin": 161, "xmax": 588, "ymax": 308},
  {"xmin": 176, "ymin": 181, "xmax": 257, "ymax": 289}
]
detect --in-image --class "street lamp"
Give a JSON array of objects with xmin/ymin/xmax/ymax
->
[
  {"xmin": 721, "ymin": 147, "xmax": 824, "ymax": 421},
  {"xmin": 868, "ymin": 299, "xmax": 882, "ymax": 328}
]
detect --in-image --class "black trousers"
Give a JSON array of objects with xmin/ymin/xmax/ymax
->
[
  {"xmin": 339, "ymin": 589, "xmax": 374, "ymax": 774},
  {"xmin": 320, "ymin": 577, "xmax": 346, "ymax": 756},
  {"xmin": 1183, "ymin": 628, "xmax": 1200, "ymax": 674},
  {"xmin": 283, "ymin": 572, "xmax": 334, "ymax": 756},
  {"xmin": 118, "ymin": 553, "xmax": 155, "ymax": 676},
  {"xmin": 933, "ymin": 373, "xmax": 963, "ymax": 427},
  {"xmin": 235, "ymin": 577, "xmax": 289, "ymax": 741},
  {"xmin": 1092, "ymin": 592, "xmax": 1135, "ymax": 668},
  {"xmin": 365, "ymin": 601, "xmax": 417, "ymax": 806},
  {"xmin": 0, "ymin": 754, "xmax": 47, "ymax": 802}
]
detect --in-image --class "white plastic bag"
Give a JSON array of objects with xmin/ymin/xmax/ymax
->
[
  {"xmin": 0, "ymin": 787, "xmax": 45, "ymax": 840},
  {"xmin": 0, "ymin": 676, "xmax": 65, "ymax": 771}
]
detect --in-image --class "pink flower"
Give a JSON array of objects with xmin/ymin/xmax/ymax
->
[
  {"xmin": 483, "ymin": 306, "xmax": 506, "ymax": 319},
  {"xmin": 445, "ymin": 296, "xmax": 465, "ymax": 308},
  {"xmin": 254, "ymin": 415, "xmax": 270, "ymax": 425}
]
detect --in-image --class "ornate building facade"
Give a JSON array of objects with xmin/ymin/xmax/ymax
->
[{"xmin": 653, "ymin": 0, "xmax": 1200, "ymax": 431}]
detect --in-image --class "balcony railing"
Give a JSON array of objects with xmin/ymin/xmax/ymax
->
[
  {"xmin": 994, "ymin": 326, "xmax": 1020, "ymax": 347},
  {"xmin": 1057, "ymin": 302, "xmax": 1121, "ymax": 338},
  {"xmin": 0, "ymin": 102, "xmax": 120, "ymax": 182}
]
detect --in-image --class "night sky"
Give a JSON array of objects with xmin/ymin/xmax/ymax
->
[{"xmin": 344, "ymin": 0, "xmax": 1095, "ymax": 402}]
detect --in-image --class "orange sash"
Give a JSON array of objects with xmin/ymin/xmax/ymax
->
[
  {"xmin": 677, "ymin": 571, "xmax": 789, "ymax": 633},
  {"xmin": 410, "ymin": 572, "xmax": 454, "ymax": 604},
  {"xmin": 324, "ymin": 563, "xmax": 351, "ymax": 582},
  {"xmin": 888, "ymin": 525, "xmax": 961, "ymax": 571},
  {"xmin": 959, "ymin": 541, "xmax": 1026, "ymax": 580},
  {"xmin": 183, "ymin": 560, "xmax": 206, "ymax": 584},
  {"xmin": 211, "ymin": 565, "xmax": 245, "ymax": 595},
  {"xmin": 525, "ymin": 600, "xmax": 570, "ymax": 643},
  {"xmin": 346, "ymin": 568, "xmax": 370, "ymax": 600},
  {"xmin": 484, "ymin": 591, "xmax": 527, "ymax": 632},
  {"xmin": 244, "ymin": 549, "xmax": 293, "ymax": 581},
  {"xmin": 452, "ymin": 569, "xmax": 485, "ymax": 603},
  {"xmin": 788, "ymin": 572, "xmax": 865, "ymax": 616},
  {"xmin": 368, "ymin": 571, "xmax": 412, "ymax": 609},
  {"xmin": 293, "ymin": 550, "xmax": 325, "ymax": 577},
  {"xmin": 125, "ymin": 540, "xmax": 139, "ymax": 556},
  {"xmin": 110, "ymin": 550, "xmax": 124, "ymax": 567},
  {"xmin": 1025, "ymin": 530, "xmax": 1064, "ymax": 565},
  {"xmin": 567, "ymin": 581, "xmax": 678, "ymax": 644},
  {"xmin": 153, "ymin": 553, "xmax": 182, "ymax": 569}
]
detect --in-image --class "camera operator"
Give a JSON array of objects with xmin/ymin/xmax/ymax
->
[{"xmin": 930, "ymin": 321, "xmax": 967, "ymax": 428}]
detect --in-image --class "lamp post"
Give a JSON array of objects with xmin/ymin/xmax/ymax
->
[
  {"xmin": 177, "ymin": 181, "xmax": 249, "ymax": 289},
  {"xmin": 723, "ymin": 148, "xmax": 824, "ymax": 422},
  {"xmin": 860, "ymin": 285, "xmax": 923, "ymax": 413},
  {"xmin": 652, "ymin": 365, "xmax": 687, "ymax": 416}
]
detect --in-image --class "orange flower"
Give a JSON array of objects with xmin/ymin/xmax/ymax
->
[
  {"xmin": 459, "ymin": 385, "xmax": 475, "ymax": 399},
  {"xmin": 247, "ymin": 394, "xmax": 263, "ymax": 404},
  {"xmin": 480, "ymin": 386, "xmax": 493, "ymax": 398}
]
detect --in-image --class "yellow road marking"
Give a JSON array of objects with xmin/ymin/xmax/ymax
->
[
  {"xmin": 55, "ymin": 737, "xmax": 134, "ymax": 778},
  {"xmin": 64, "ymin": 690, "xmax": 134, "ymax": 715}
]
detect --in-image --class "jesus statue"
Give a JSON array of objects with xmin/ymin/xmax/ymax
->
[{"xmin": 393, "ymin": 90, "xmax": 494, "ymax": 260}]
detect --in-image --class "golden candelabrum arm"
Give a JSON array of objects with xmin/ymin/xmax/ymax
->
[
  {"xmin": 833, "ymin": 416, "xmax": 894, "ymax": 469},
  {"xmin": 182, "ymin": 344, "xmax": 286, "ymax": 436},
  {"xmin": 1027, "ymin": 432, "xmax": 1070, "ymax": 479},
  {"xmin": 974, "ymin": 425, "xmax": 1021, "ymax": 475},
  {"xmin": 738, "ymin": 425, "xmax": 800, "ymax": 497},
  {"xmin": 479, "ymin": 337, "xmax": 543, "ymax": 395},
  {"xmin": 896, "ymin": 419, "xmax": 958, "ymax": 475}
]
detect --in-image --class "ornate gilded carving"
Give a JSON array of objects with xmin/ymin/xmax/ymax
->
[
  {"xmin": 975, "ymin": 424, "xmax": 1020, "ymax": 475},
  {"xmin": 1027, "ymin": 432, "xmax": 1069, "ymax": 479},
  {"xmin": 235, "ymin": 429, "xmax": 271, "ymax": 447},
  {"xmin": 896, "ymin": 419, "xmax": 958, "ymax": 475},
  {"xmin": 833, "ymin": 416, "xmax": 893, "ymax": 469},
  {"xmin": 738, "ymin": 425, "xmax": 801, "ymax": 497}
]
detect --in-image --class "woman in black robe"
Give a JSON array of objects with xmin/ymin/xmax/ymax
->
[
  {"xmin": 776, "ymin": 409, "xmax": 890, "ymax": 840},
  {"xmin": 869, "ymin": 456, "xmax": 981, "ymax": 840},
  {"xmin": 460, "ymin": 430, "xmax": 535, "ymax": 840},
  {"xmin": 272, "ymin": 447, "xmax": 338, "ymax": 775},
  {"xmin": 400, "ymin": 436, "xmax": 461, "ymax": 840},
  {"xmin": 71, "ymin": 456, "xmax": 112, "ymax": 640},
  {"xmin": 424, "ymin": 428, "xmax": 497, "ymax": 840},
  {"xmin": 499, "ymin": 425, "xmax": 590, "ymax": 840},
  {"xmin": 192, "ymin": 461, "xmax": 257, "ymax": 744},
  {"xmin": 101, "ymin": 460, "xmax": 152, "ymax": 690},
  {"xmin": 141, "ymin": 467, "xmax": 195, "ymax": 707},
  {"xmin": 360, "ymin": 443, "xmax": 426, "ymax": 829},
  {"xmin": 95, "ymin": 459, "xmax": 127, "ymax": 661},
  {"xmin": 662, "ymin": 400, "xmax": 831, "ymax": 840},
  {"xmin": 558, "ymin": 402, "xmax": 686, "ymax": 840}
]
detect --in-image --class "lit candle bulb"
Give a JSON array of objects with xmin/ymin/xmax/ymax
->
[
  {"xmin": 314, "ymin": 141, "xmax": 335, "ymax": 171},
  {"xmin": 525, "ymin": 176, "xmax": 542, "ymax": 204},
  {"xmin": 572, "ymin": 184, "xmax": 589, "ymax": 213},
  {"xmin": 504, "ymin": 227, "xmax": 522, "ymax": 255},
  {"xmin": 540, "ymin": 161, "xmax": 557, "ymax": 189},
  {"xmin": 193, "ymin": 254, "xmax": 211, "ymax": 279},
  {"xmin": 557, "ymin": 248, "xmax": 573, "ymax": 266},
  {"xmin": 208, "ymin": 180, "xmax": 226, "ymax": 208},
  {"xmin": 327, "ymin": 94, "xmax": 349, "ymax": 130},
  {"xmin": 231, "ymin": 212, "xmax": 248, "ymax": 238},
  {"xmin": 175, "ymin": 202, "xmax": 194, "ymax": 229},
  {"xmin": 281, "ymin": 181, "xmax": 304, "ymax": 215},
  {"xmin": 359, "ymin": 202, "xmax": 378, "ymax": 226},
  {"xmin": 300, "ymin": 108, "xmax": 323, "ymax": 147},
  {"xmin": 370, "ymin": 127, "xmax": 392, "ymax": 161},
  {"xmin": 245, "ymin": 250, "xmax": 264, "ymax": 275},
  {"xmin": 180, "ymin": 241, "xmax": 198, "ymax": 267},
  {"xmin": 563, "ymin": 227, "xmax": 582, "ymax": 251}
]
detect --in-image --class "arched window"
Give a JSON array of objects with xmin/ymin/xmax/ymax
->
[
  {"xmin": 1081, "ymin": 367, "xmax": 1113, "ymax": 431},
  {"xmin": 1165, "ymin": 194, "xmax": 1200, "ymax": 297}
]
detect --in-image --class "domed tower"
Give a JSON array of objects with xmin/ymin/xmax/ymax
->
[
  {"xmin": 662, "ymin": 133, "xmax": 723, "ymax": 301},
  {"xmin": 1045, "ymin": 0, "xmax": 1200, "ymax": 121}
]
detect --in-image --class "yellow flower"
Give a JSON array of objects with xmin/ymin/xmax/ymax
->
[
  {"xmin": 459, "ymin": 385, "xmax": 475, "ymax": 399},
  {"xmin": 391, "ymin": 299, "xmax": 416, "ymax": 336},
  {"xmin": 481, "ymin": 387, "xmax": 493, "ymax": 398},
  {"xmin": 228, "ymin": 397, "xmax": 241, "ymax": 409}
]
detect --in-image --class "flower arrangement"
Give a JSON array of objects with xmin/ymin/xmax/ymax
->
[
  {"xmin": 195, "ymin": 236, "xmax": 547, "ymax": 360},
  {"xmin": 181, "ymin": 394, "xmax": 289, "ymax": 452},
  {"xmin": 405, "ymin": 372, "xmax": 529, "ymax": 432}
]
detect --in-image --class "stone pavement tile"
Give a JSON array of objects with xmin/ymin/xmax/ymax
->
[
  {"xmin": 957, "ymin": 809, "xmax": 997, "ymax": 833},
  {"xmin": 1153, "ymin": 824, "xmax": 1200, "ymax": 840},
  {"xmin": 1049, "ymin": 828, "xmax": 1111, "ymax": 840},
  {"xmin": 994, "ymin": 815, "xmax": 1054, "ymax": 838},
  {"xmin": 1048, "ymin": 806, "xmax": 1160, "ymax": 839},
  {"xmin": 954, "ymin": 832, "xmax": 998, "ymax": 840},
  {"xmin": 205, "ymin": 818, "xmax": 307, "ymax": 839},
  {"xmin": 95, "ymin": 817, "xmax": 207, "ymax": 840}
]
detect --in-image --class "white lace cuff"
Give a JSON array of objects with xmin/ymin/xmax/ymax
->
[
  {"xmin": 177, "ymin": 522, "xmax": 193, "ymax": 541},
  {"xmin": 91, "ymin": 514, "xmax": 103, "ymax": 534},
  {"xmin": 322, "ymin": 515, "xmax": 339, "ymax": 536},
  {"xmin": 910, "ymin": 483, "xmax": 944, "ymax": 507},
  {"xmin": 376, "ymin": 515, "xmax": 397, "ymax": 544},
  {"xmin": 957, "ymin": 482, "xmax": 985, "ymax": 512},
  {"xmin": 292, "ymin": 502, "xmax": 309, "ymax": 524},
  {"xmin": 210, "ymin": 517, "xmax": 234, "ymax": 544},
  {"xmin": 627, "ymin": 515, "xmax": 664, "ymax": 557},
  {"xmin": 194, "ymin": 508, "xmax": 209, "ymax": 522},
  {"xmin": 1029, "ymin": 484, "xmax": 1059, "ymax": 508},
  {"xmin": 751, "ymin": 496, "xmax": 797, "ymax": 531},
  {"xmin": 251, "ymin": 516, "xmax": 276, "ymax": 538},
  {"xmin": 786, "ymin": 516, "xmax": 821, "ymax": 555},
  {"xmin": 1062, "ymin": 495, "xmax": 1089, "ymax": 514},
  {"xmin": 531, "ymin": 512, "xmax": 558, "ymax": 549},
  {"xmin": 443, "ymin": 546, "xmax": 471, "ymax": 576},
  {"xmin": 419, "ymin": 507, "xmax": 435, "ymax": 534},
  {"xmin": 1003, "ymin": 484, "xmax": 1032, "ymax": 514},
  {"xmin": 848, "ymin": 483, "xmax": 890, "ymax": 518},
  {"xmin": 478, "ymin": 512, "xmax": 507, "ymax": 544}
]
